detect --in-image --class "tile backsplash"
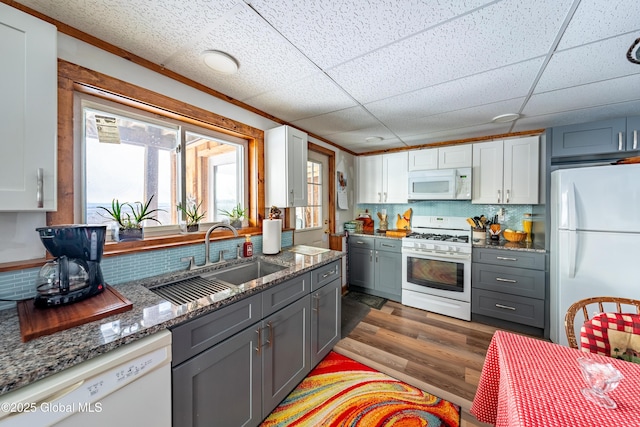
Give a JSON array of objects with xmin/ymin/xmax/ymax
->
[
  {"xmin": 356, "ymin": 201, "xmax": 537, "ymax": 232},
  {"xmin": 0, "ymin": 231, "xmax": 293, "ymax": 311}
]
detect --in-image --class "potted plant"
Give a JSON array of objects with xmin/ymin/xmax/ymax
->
[
  {"xmin": 98, "ymin": 195, "xmax": 163, "ymax": 241},
  {"xmin": 218, "ymin": 203, "xmax": 248, "ymax": 229},
  {"xmin": 177, "ymin": 200, "xmax": 206, "ymax": 232}
]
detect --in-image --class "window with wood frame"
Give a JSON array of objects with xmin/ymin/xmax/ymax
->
[{"xmin": 80, "ymin": 94, "xmax": 248, "ymax": 233}]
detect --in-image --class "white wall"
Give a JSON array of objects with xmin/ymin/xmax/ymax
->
[{"xmin": 0, "ymin": 32, "xmax": 354, "ymax": 263}]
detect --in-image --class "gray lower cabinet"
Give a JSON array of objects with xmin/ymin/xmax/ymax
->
[
  {"xmin": 172, "ymin": 263, "xmax": 341, "ymax": 427},
  {"xmin": 262, "ymin": 294, "xmax": 311, "ymax": 418},
  {"xmin": 348, "ymin": 236, "xmax": 374, "ymax": 289},
  {"xmin": 348, "ymin": 236, "xmax": 401, "ymax": 301},
  {"xmin": 472, "ymin": 248, "xmax": 546, "ymax": 329},
  {"xmin": 172, "ymin": 324, "xmax": 262, "ymax": 427},
  {"xmin": 311, "ymin": 278, "xmax": 341, "ymax": 365}
]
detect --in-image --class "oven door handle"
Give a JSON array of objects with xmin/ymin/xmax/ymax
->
[{"xmin": 402, "ymin": 249, "xmax": 471, "ymax": 261}]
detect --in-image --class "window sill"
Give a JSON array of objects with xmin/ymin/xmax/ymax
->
[{"xmin": 0, "ymin": 227, "xmax": 264, "ymax": 273}]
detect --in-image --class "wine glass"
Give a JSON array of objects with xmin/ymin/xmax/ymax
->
[{"xmin": 577, "ymin": 357, "xmax": 624, "ymax": 409}]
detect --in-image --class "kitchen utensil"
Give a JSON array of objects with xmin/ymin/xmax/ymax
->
[
  {"xmin": 466, "ymin": 217, "xmax": 477, "ymax": 228},
  {"xmin": 489, "ymin": 223, "xmax": 501, "ymax": 241},
  {"xmin": 34, "ymin": 225, "xmax": 107, "ymax": 308}
]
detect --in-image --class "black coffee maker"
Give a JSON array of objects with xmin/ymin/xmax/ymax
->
[{"xmin": 34, "ymin": 225, "xmax": 107, "ymax": 308}]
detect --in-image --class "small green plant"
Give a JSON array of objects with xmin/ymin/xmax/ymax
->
[
  {"xmin": 98, "ymin": 195, "xmax": 164, "ymax": 229},
  {"xmin": 177, "ymin": 200, "xmax": 206, "ymax": 226},
  {"xmin": 218, "ymin": 203, "xmax": 248, "ymax": 221}
]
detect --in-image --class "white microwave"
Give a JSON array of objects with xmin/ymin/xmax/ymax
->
[{"xmin": 408, "ymin": 167, "xmax": 472, "ymax": 200}]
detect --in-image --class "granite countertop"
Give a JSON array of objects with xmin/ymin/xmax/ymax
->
[
  {"xmin": 473, "ymin": 239, "xmax": 546, "ymax": 253},
  {"xmin": 0, "ymin": 247, "xmax": 345, "ymax": 396},
  {"xmin": 347, "ymin": 231, "xmax": 403, "ymax": 240}
]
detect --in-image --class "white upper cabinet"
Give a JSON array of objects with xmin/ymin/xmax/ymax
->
[
  {"xmin": 409, "ymin": 145, "xmax": 471, "ymax": 170},
  {"xmin": 358, "ymin": 152, "xmax": 408, "ymax": 204},
  {"xmin": 0, "ymin": 4, "xmax": 57, "ymax": 211},
  {"xmin": 472, "ymin": 136, "xmax": 540, "ymax": 204},
  {"xmin": 265, "ymin": 125, "xmax": 308, "ymax": 207}
]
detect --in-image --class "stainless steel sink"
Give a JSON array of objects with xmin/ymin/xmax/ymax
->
[
  {"xmin": 203, "ymin": 260, "xmax": 287, "ymax": 285},
  {"xmin": 148, "ymin": 260, "xmax": 287, "ymax": 305}
]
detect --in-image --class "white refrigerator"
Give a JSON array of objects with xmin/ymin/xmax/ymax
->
[{"xmin": 550, "ymin": 163, "xmax": 640, "ymax": 346}]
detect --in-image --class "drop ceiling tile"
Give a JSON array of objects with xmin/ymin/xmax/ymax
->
[
  {"xmin": 243, "ymin": 73, "xmax": 357, "ymax": 122},
  {"xmin": 535, "ymin": 35, "xmax": 640, "ymax": 93},
  {"xmin": 384, "ymin": 98, "xmax": 526, "ymax": 137},
  {"xmin": 402, "ymin": 123, "xmax": 514, "ymax": 147},
  {"xmin": 366, "ymin": 59, "xmax": 544, "ymax": 122},
  {"xmin": 557, "ymin": 0, "xmax": 640, "ymax": 50},
  {"xmin": 163, "ymin": 4, "xmax": 320, "ymax": 101},
  {"xmin": 328, "ymin": 0, "xmax": 573, "ymax": 103},
  {"xmin": 514, "ymin": 99, "xmax": 640, "ymax": 131},
  {"xmin": 524, "ymin": 74, "xmax": 640, "ymax": 117},
  {"xmin": 291, "ymin": 106, "xmax": 381, "ymax": 137},
  {"xmin": 19, "ymin": 0, "xmax": 241, "ymax": 65},
  {"xmin": 247, "ymin": 0, "xmax": 494, "ymax": 69},
  {"xmin": 318, "ymin": 124, "xmax": 400, "ymax": 150}
]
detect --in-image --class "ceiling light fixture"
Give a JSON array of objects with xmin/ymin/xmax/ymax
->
[
  {"xmin": 627, "ymin": 37, "xmax": 640, "ymax": 64},
  {"xmin": 365, "ymin": 136, "xmax": 383, "ymax": 143},
  {"xmin": 492, "ymin": 113, "xmax": 521, "ymax": 123},
  {"xmin": 202, "ymin": 50, "xmax": 239, "ymax": 74}
]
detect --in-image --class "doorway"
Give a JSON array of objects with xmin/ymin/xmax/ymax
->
[{"xmin": 293, "ymin": 147, "xmax": 333, "ymax": 248}]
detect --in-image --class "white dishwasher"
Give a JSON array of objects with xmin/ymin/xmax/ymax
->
[{"xmin": 0, "ymin": 329, "xmax": 171, "ymax": 427}]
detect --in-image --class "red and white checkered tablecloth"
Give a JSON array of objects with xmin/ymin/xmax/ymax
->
[{"xmin": 470, "ymin": 330, "xmax": 640, "ymax": 427}]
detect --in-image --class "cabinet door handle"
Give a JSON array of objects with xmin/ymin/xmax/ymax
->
[
  {"xmin": 378, "ymin": 192, "xmax": 381, "ymax": 202},
  {"xmin": 495, "ymin": 303, "xmax": 516, "ymax": 311},
  {"xmin": 506, "ymin": 189, "xmax": 510, "ymax": 203},
  {"xmin": 355, "ymin": 240, "xmax": 367, "ymax": 245},
  {"xmin": 37, "ymin": 168, "xmax": 44, "ymax": 208},
  {"xmin": 380, "ymin": 243, "xmax": 395, "ymax": 248},
  {"xmin": 618, "ymin": 132, "xmax": 624, "ymax": 151},
  {"xmin": 266, "ymin": 321, "xmax": 273, "ymax": 348},
  {"xmin": 255, "ymin": 328, "xmax": 262, "ymax": 355},
  {"xmin": 289, "ymin": 189, "xmax": 294, "ymax": 206},
  {"xmin": 634, "ymin": 130, "xmax": 638, "ymax": 150},
  {"xmin": 369, "ymin": 250, "xmax": 373, "ymax": 262},
  {"xmin": 496, "ymin": 277, "xmax": 517, "ymax": 283},
  {"xmin": 384, "ymin": 192, "xmax": 387, "ymax": 202},
  {"xmin": 496, "ymin": 256, "xmax": 518, "ymax": 261},
  {"xmin": 321, "ymin": 269, "xmax": 335, "ymax": 278},
  {"xmin": 375, "ymin": 251, "xmax": 378, "ymax": 263},
  {"xmin": 312, "ymin": 293, "xmax": 320, "ymax": 311},
  {"xmin": 497, "ymin": 189, "xmax": 501, "ymax": 203}
]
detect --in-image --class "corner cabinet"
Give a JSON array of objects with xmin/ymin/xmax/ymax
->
[
  {"xmin": 0, "ymin": 4, "xmax": 57, "ymax": 211},
  {"xmin": 265, "ymin": 125, "xmax": 308, "ymax": 207},
  {"xmin": 472, "ymin": 136, "xmax": 539, "ymax": 204},
  {"xmin": 551, "ymin": 117, "xmax": 640, "ymax": 158},
  {"xmin": 348, "ymin": 236, "xmax": 402, "ymax": 302},
  {"xmin": 357, "ymin": 152, "xmax": 408, "ymax": 203}
]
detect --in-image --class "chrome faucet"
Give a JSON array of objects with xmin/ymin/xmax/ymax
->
[{"xmin": 204, "ymin": 223, "xmax": 239, "ymax": 265}]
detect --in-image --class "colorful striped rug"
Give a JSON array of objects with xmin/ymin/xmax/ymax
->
[{"xmin": 261, "ymin": 351, "xmax": 460, "ymax": 426}]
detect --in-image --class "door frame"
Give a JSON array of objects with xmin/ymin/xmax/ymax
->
[{"xmin": 308, "ymin": 142, "xmax": 335, "ymax": 236}]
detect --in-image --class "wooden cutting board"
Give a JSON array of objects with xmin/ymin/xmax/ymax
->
[
  {"xmin": 17, "ymin": 286, "xmax": 132, "ymax": 342},
  {"xmin": 385, "ymin": 229, "xmax": 411, "ymax": 238}
]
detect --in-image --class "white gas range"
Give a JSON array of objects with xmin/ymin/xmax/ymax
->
[{"xmin": 401, "ymin": 216, "xmax": 472, "ymax": 321}]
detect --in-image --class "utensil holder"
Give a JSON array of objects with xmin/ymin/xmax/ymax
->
[{"xmin": 472, "ymin": 230, "xmax": 486, "ymax": 245}]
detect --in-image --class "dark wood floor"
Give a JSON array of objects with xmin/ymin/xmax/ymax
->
[{"xmin": 334, "ymin": 299, "xmax": 500, "ymax": 427}]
